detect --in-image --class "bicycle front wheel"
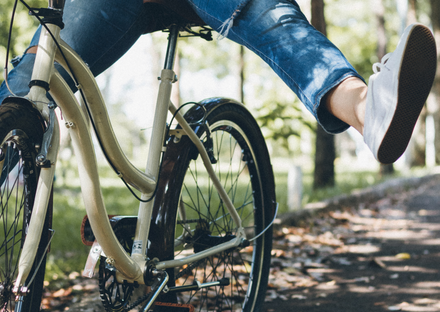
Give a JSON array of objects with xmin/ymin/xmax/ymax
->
[
  {"xmin": 152, "ymin": 99, "xmax": 275, "ymax": 312},
  {"xmin": 0, "ymin": 100, "xmax": 48, "ymax": 312}
]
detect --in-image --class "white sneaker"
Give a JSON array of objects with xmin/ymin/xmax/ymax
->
[{"xmin": 363, "ymin": 23, "xmax": 437, "ymax": 164}]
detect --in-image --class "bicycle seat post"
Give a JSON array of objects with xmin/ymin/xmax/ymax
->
[
  {"xmin": 164, "ymin": 25, "xmax": 180, "ymax": 71},
  {"xmin": 48, "ymin": 0, "xmax": 65, "ymax": 10}
]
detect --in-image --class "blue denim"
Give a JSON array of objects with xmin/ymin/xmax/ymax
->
[
  {"xmin": 0, "ymin": 0, "xmax": 364, "ymax": 133},
  {"xmin": 186, "ymin": 0, "xmax": 365, "ymax": 133},
  {"xmin": 0, "ymin": 0, "xmax": 151, "ymax": 100}
]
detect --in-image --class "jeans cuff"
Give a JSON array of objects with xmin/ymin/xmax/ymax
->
[{"xmin": 315, "ymin": 72, "xmax": 365, "ymax": 134}]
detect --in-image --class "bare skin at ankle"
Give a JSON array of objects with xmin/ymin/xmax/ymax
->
[{"xmin": 325, "ymin": 77, "xmax": 367, "ymax": 135}]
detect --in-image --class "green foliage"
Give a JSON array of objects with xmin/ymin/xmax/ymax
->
[
  {"xmin": 326, "ymin": 0, "xmax": 383, "ymax": 80},
  {"xmin": 0, "ymin": 0, "xmax": 46, "ymax": 83},
  {"xmin": 178, "ymin": 31, "xmax": 239, "ymax": 80},
  {"xmin": 324, "ymin": 0, "xmax": 420, "ymax": 81},
  {"xmin": 47, "ymin": 180, "xmax": 142, "ymax": 281},
  {"xmin": 274, "ymin": 166, "xmax": 403, "ymax": 215},
  {"xmin": 108, "ymin": 100, "xmax": 148, "ymax": 160},
  {"xmin": 256, "ymin": 100, "xmax": 315, "ymax": 151}
]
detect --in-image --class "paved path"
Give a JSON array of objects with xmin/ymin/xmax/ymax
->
[
  {"xmin": 43, "ymin": 174, "xmax": 440, "ymax": 312},
  {"xmin": 263, "ymin": 175, "xmax": 440, "ymax": 312}
]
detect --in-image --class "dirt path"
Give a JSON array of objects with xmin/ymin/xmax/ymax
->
[
  {"xmin": 42, "ymin": 175, "xmax": 440, "ymax": 312},
  {"xmin": 263, "ymin": 176, "xmax": 440, "ymax": 312}
]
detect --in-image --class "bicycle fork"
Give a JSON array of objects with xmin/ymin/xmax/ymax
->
[{"xmin": 12, "ymin": 23, "xmax": 61, "ymax": 295}]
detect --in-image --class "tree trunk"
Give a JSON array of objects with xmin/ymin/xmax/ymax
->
[
  {"xmin": 373, "ymin": 0, "xmax": 387, "ymax": 60},
  {"xmin": 403, "ymin": 0, "xmax": 427, "ymax": 167},
  {"xmin": 311, "ymin": 0, "xmax": 327, "ymax": 37},
  {"xmin": 407, "ymin": 0, "xmax": 417, "ymax": 25},
  {"xmin": 311, "ymin": 0, "xmax": 335, "ymax": 189},
  {"xmin": 239, "ymin": 45, "xmax": 245, "ymax": 104},
  {"xmin": 429, "ymin": 0, "xmax": 440, "ymax": 165},
  {"xmin": 314, "ymin": 126, "xmax": 335, "ymax": 189}
]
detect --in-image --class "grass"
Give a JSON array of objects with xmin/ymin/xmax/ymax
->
[
  {"xmin": 47, "ymin": 172, "xmax": 143, "ymax": 281},
  {"xmin": 274, "ymin": 169, "xmax": 399, "ymax": 214},
  {"xmin": 44, "ymin": 161, "xmax": 407, "ymax": 281}
]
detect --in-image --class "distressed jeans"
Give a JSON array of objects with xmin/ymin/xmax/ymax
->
[
  {"xmin": 0, "ymin": 0, "xmax": 363, "ymax": 133},
  {"xmin": 0, "ymin": 0, "xmax": 150, "ymax": 103}
]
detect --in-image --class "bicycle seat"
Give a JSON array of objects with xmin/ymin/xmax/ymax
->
[{"xmin": 143, "ymin": 0, "xmax": 206, "ymax": 33}]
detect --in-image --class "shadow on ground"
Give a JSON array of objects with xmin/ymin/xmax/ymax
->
[{"xmin": 42, "ymin": 175, "xmax": 440, "ymax": 312}]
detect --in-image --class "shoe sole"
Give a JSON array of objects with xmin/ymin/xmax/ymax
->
[{"xmin": 377, "ymin": 25, "xmax": 437, "ymax": 164}]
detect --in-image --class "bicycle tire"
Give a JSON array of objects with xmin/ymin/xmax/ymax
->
[
  {"xmin": 151, "ymin": 99, "xmax": 275, "ymax": 312},
  {"xmin": 0, "ymin": 100, "xmax": 48, "ymax": 312}
]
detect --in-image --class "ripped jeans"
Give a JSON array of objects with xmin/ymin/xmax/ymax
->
[{"xmin": 0, "ymin": 0, "xmax": 363, "ymax": 133}]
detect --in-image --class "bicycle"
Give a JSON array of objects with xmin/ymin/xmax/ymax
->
[{"xmin": 0, "ymin": 0, "xmax": 276, "ymax": 311}]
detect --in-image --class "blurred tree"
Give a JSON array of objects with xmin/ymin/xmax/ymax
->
[
  {"xmin": 257, "ymin": 102, "xmax": 314, "ymax": 151},
  {"xmin": 407, "ymin": 0, "xmax": 417, "ymax": 25},
  {"xmin": 373, "ymin": 0, "xmax": 387, "ymax": 59},
  {"xmin": 429, "ymin": 0, "xmax": 440, "ymax": 164},
  {"xmin": 373, "ymin": 0, "xmax": 395, "ymax": 175},
  {"xmin": 405, "ymin": 0, "xmax": 427, "ymax": 167},
  {"xmin": 325, "ymin": 0, "xmax": 379, "ymax": 81},
  {"xmin": 311, "ymin": 0, "xmax": 336, "ymax": 190},
  {"xmin": 237, "ymin": 45, "xmax": 245, "ymax": 104}
]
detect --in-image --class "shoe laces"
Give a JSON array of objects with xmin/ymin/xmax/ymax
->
[{"xmin": 372, "ymin": 53, "xmax": 392, "ymax": 73}]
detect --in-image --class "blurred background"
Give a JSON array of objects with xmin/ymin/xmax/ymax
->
[{"xmin": 1, "ymin": 0, "xmax": 439, "ymax": 279}]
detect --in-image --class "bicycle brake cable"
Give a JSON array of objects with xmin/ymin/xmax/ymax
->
[{"xmin": 248, "ymin": 202, "xmax": 278, "ymax": 242}]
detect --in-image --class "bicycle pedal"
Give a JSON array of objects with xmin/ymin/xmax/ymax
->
[{"xmin": 150, "ymin": 302, "xmax": 194, "ymax": 312}]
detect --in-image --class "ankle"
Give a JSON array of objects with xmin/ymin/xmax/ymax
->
[{"xmin": 325, "ymin": 77, "xmax": 367, "ymax": 135}]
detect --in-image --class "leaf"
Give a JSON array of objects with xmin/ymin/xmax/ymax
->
[{"xmin": 395, "ymin": 253, "xmax": 411, "ymax": 260}]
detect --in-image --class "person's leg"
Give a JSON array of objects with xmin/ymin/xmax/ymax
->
[
  {"xmin": 325, "ymin": 77, "xmax": 367, "ymax": 136},
  {"xmin": 186, "ymin": 0, "xmax": 436, "ymax": 164},
  {"xmin": 0, "ymin": 0, "xmax": 153, "ymax": 102},
  {"xmin": 186, "ymin": 0, "xmax": 364, "ymax": 134}
]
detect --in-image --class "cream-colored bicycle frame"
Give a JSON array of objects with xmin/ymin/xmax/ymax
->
[{"xmin": 13, "ymin": 20, "xmax": 247, "ymax": 291}]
